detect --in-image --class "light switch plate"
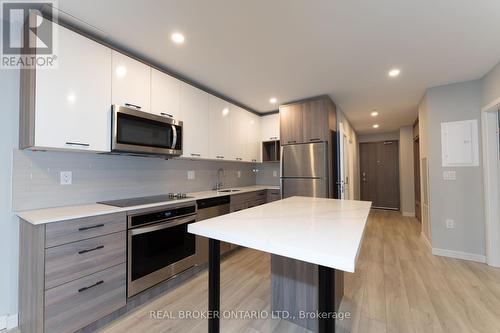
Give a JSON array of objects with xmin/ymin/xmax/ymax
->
[
  {"xmin": 60, "ymin": 171, "xmax": 72, "ymax": 185},
  {"xmin": 187, "ymin": 170, "xmax": 195, "ymax": 180},
  {"xmin": 443, "ymin": 170, "xmax": 456, "ymax": 180},
  {"xmin": 273, "ymin": 170, "xmax": 278, "ymax": 177},
  {"xmin": 237, "ymin": 171, "xmax": 241, "ymax": 178},
  {"xmin": 446, "ymin": 219, "xmax": 455, "ymax": 229}
]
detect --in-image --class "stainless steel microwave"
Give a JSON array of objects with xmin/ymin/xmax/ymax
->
[{"xmin": 111, "ymin": 105, "xmax": 183, "ymax": 156}]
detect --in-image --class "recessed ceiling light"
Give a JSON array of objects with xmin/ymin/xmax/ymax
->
[
  {"xmin": 373, "ymin": 124, "xmax": 380, "ymax": 129},
  {"xmin": 171, "ymin": 32, "xmax": 185, "ymax": 44},
  {"xmin": 371, "ymin": 111, "xmax": 379, "ymax": 117},
  {"xmin": 388, "ymin": 68, "xmax": 400, "ymax": 77},
  {"xmin": 269, "ymin": 97, "xmax": 277, "ymax": 104}
]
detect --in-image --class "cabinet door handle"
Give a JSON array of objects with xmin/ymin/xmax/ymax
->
[
  {"xmin": 161, "ymin": 112, "xmax": 173, "ymax": 118},
  {"xmin": 216, "ymin": 156, "xmax": 224, "ymax": 159},
  {"xmin": 125, "ymin": 103, "xmax": 141, "ymax": 110},
  {"xmin": 191, "ymin": 153, "xmax": 201, "ymax": 157},
  {"xmin": 78, "ymin": 224, "xmax": 104, "ymax": 232},
  {"xmin": 78, "ymin": 280, "xmax": 104, "ymax": 293},
  {"xmin": 236, "ymin": 157, "xmax": 242, "ymax": 161},
  {"xmin": 78, "ymin": 245, "xmax": 104, "ymax": 255},
  {"xmin": 287, "ymin": 140, "xmax": 296, "ymax": 144},
  {"xmin": 270, "ymin": 137, "xmax": 278, "ymax": 140},
  {"xmin": 310, "ymin": 138, "xmax": 321, "ymax": 142},
  {"xmin": 66, "ymin": 142, "xmax": 90, "ymax": 147},
  {"xmin": 252, "ymin": 159, "xmax": 257, "ymax": 162}
]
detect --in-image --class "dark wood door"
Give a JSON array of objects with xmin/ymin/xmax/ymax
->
[{"xmin": 360, "ymin": 141, "xmax": 400, "ymax": 209}]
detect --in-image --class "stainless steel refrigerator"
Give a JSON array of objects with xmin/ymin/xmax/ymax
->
[{"xmin": 281, "ymin": 142, "xmax": 330, "ymax": 198}]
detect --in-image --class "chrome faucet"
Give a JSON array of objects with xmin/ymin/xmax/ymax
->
[{"xmin": 215, "ymin": 168, "xmax": 224, "ymax": 191}]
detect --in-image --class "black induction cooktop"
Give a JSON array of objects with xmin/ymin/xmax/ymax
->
[{"xmin": 98, "ymin": 194, "xmax": 192, "ymax": 208}]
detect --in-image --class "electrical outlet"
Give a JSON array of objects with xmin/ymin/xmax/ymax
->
[
  {"xmin": 60, "ymin": 171, "xmax": 72, "ymax": 185},
  {"xmin": 187, "ymin": 170, "xmax": 195, "ymax": 180},
  {"xmin": 273, "ymin": 170, "xmax": 278, "ymax": 177},
  {"xmin": 237, "ymin": 171, "xmax": 241, "ymax": 178},
  {"xmin": 446, "ymin": 219, "xmax": 455, "ymax": 229}
]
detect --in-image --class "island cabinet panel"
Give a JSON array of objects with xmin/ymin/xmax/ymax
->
[
  {"xmin": 21, "ymin": 22, "xmax": 112, "ymax": 152},
  {"xmin": 19, "ymin": 212, "xmax": 127, "ymax": 333},
  {"xmin": 271, "ymin": 255, "xmax": 344, "ymax": 333}
]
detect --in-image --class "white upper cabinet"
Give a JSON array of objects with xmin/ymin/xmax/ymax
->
[
  {"xmin": 260, "ymin": 113, "xmax": 280, "ymax": 141},
  {"xmin": 229, "ymin": 105, "xmax": 246, "ymax": 162},
  {"xmin": 150, "ymin": 68, "xmax": 181, "ymax": 119},
  {"xmin": 208, "ymin": 96, "xmax": 231, "ymax": 160},
  {"xmin": 34, "ymin": 24, "xmax": 112, "ymax": 152},
  {"xmin": 180, "ymin": 83, "xmax": 210, "ymax": 158},
  {"xmin": 112, "ymin": 51, "xmax": 151, "ymax": 111},
  {"xmin": 246, "ymin": 112, "xmax": 261, "ymax": 162}
]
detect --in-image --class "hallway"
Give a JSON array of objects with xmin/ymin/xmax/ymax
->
[{"xmin": 98, "ymin": 210, "xmax": 500, "ymax": 333}]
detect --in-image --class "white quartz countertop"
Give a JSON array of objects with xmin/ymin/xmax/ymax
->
[
  {"xmin": 188, "ymin": 196, "xmax": 372, "ymax": 273},
  {"xmin": 16, "ymin": 185, "xmax": 279, "ymax": 225}
]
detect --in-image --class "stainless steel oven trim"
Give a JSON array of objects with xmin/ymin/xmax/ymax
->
[
  {"xmin": 111, "ymin": 105, "xmax": 183, "ymax": 156},
  {"xmin": 129, "ymin": 215, "xmax": 196, "ymax": 236},
  {"xmin": 126, "ymin": 201, "xmax": 197, "ymax": 229}
]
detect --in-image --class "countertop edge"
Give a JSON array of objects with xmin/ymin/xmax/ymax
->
[{"xmin": 16, "ymin": 185, "xmax": 280, "ymax": 225}]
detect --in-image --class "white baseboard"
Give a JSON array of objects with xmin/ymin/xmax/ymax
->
[
  {"xmin": 432, "ymin": 248, "xmax": 486, "ymax": 263},
  {"xmin": 402, "ymin": 211, "xmax": 415, "ymax": 217},
  {"xmin": 0, "ymin": 313, "xmax": 18, "ymax": 330}
]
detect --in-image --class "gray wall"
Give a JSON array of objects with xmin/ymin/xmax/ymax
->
[
  {"xmin": 0, "ymin": 69, "xmax": 20, "ymax": 319},
  {"xmin": 482, "ymin": 60, "xmax": 500, "ymax": 107},
  {"xmin": 13, "ymin": 151, "xmax": 256, "ymax": 211},
  {"xmin": 422, "ymin": 80, "xmax": 485, "ymax": 256},
  {"xmin": 399, "ymin": 126, "xmax": 415, "ymax": 216}
]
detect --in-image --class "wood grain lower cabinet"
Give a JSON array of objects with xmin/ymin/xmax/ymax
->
[
  {"xmin": 44, "ymin": 264, "xmax": 126, "ymax": 333},
  {"xmin": 267, "ymin": 189, "xmax": 281, "ymax": 202},
  {"xmin": 19, "ymin": 212, "xmax": 127, "ymax": 333}
]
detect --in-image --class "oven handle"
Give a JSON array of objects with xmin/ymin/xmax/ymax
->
[
  {"xmin": 171, "ymin": 124, "xmax": 177, "ymax": 150},
  {"xmin": 130, "ymin": 215, "xmax": 195, "ymax": 236}
]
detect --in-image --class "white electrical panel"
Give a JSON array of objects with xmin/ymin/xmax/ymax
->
[{"xmin": 441, "ymin": 120, "xmax": 479, "ymax": 167}]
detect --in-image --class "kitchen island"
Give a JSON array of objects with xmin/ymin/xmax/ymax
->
[{"xmin": 188, "ymin": 196, "xmax": 372, "ymax": 333}]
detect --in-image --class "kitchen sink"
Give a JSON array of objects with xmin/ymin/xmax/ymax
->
[{"xmin": 217, "ymin": 189, "xmax": 241, "ymax": 193}]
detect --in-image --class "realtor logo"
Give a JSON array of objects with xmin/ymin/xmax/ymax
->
[{"xmin": 1, "ymin": 0, "xmax": 57, "ymax": 68}]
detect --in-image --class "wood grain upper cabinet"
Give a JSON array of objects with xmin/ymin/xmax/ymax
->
[
  {"xmin": 111, "ymin": 51, "xmax": 151, "ymax": 112},
  {"xmin": 30, "ymin": 24, "xmax": 112, "ymax": 152},
  {"xmin": 208, "ymin": 96, "xmax": 231, "ymax": 160},
  {"xmin": 279, "ymin": 104, "xmax": 303, "ymax": 145},
  {"xmin": 302, "ymin": 99, "xmax": 329, "ymax": 143},
  {"xmin": 261, "ymin": 113, "xmax": 280, "ymax": 141},
  {"xmin": 150, "ymin": 68, "xmax": 181, "ymax": 119},
  {"xmin": 180, "ymin": 83, "xmax": 210, "ymax": 158}
]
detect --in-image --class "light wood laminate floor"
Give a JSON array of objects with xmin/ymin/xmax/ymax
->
[{"xmin": 99, "ymin": 210, "xmax": 500, "ymax": 333}]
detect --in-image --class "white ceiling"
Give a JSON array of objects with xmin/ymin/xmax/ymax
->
[{"xmin": 56, "ymin": 0, "xmax": 500, "ymax": 134}]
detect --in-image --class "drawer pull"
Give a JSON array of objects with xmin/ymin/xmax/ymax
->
[
  {"xmin": 78, "ymin": 245, "xmax": 104, "ymax": 255},
  {"xmin": 78, "ymin": 280, "xmax": 104, "ymax": 293},
  {"xmin": 78, "ymin": 224, "xmax": 104, "ymax": 232},
  {"xmin": 125, "ymin": 103, "xmax": 141, "ymax": 110}
]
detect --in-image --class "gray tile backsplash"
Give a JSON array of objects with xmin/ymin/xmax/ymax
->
[
  {"xmin": 12, "ymin": 150, "xmax": 257, "ymax": 211},
  {"xmin": 255, "ymin": 162, "xmax": 280, "ymax": 186}
]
